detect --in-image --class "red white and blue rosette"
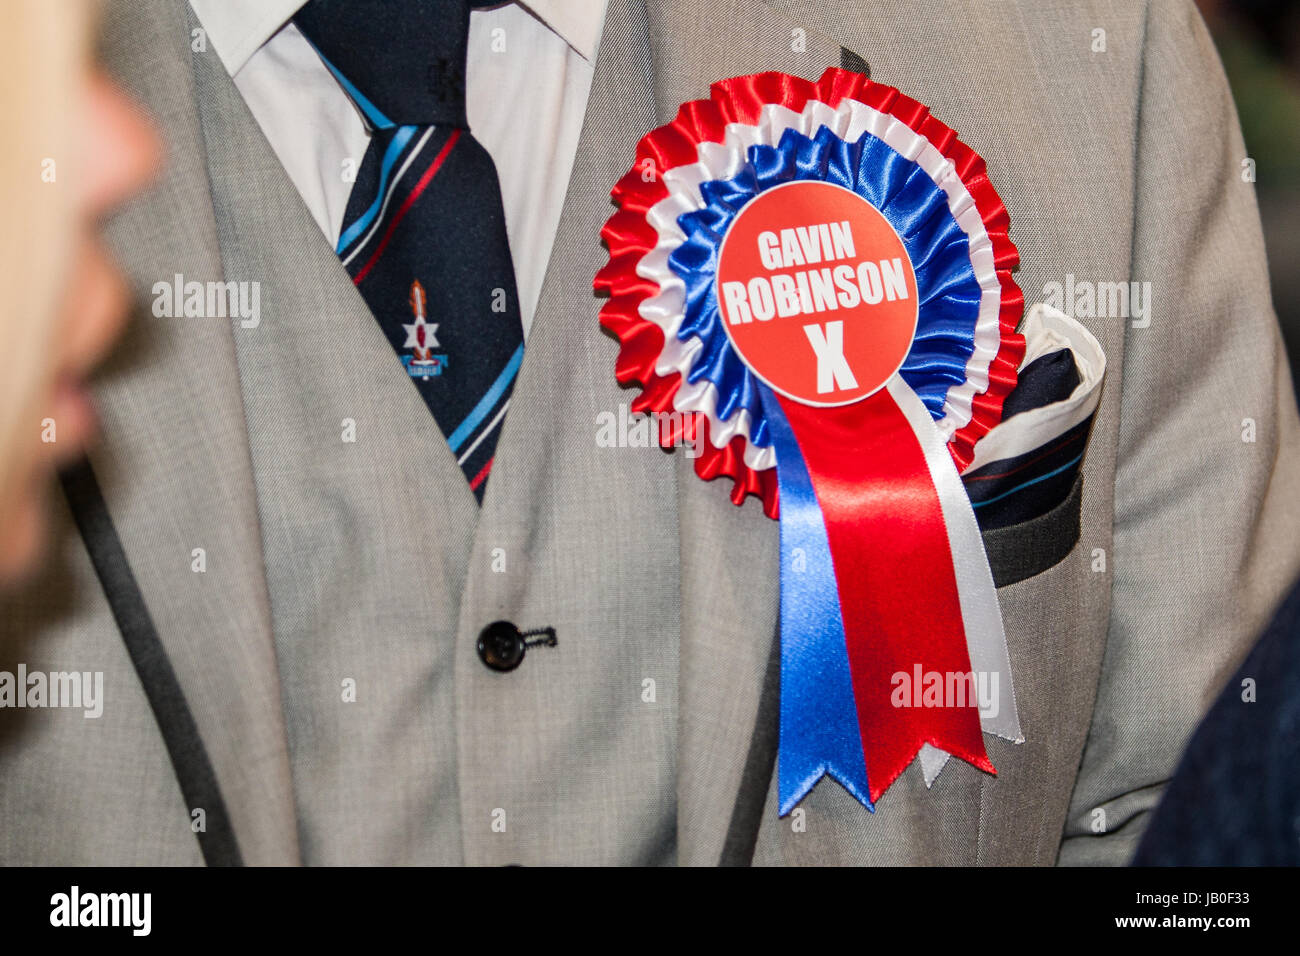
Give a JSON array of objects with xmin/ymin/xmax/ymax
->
[{"xmin": 596, "ymin": 68, "xmax": 1026, "ymax": 812}]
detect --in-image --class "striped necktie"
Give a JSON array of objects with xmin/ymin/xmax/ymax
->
[{"xmin": 295, "ymin": 0, "xmax": 525, "ymax": 502}]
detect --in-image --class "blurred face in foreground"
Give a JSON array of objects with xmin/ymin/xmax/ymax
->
[{"xmin": 0, "ymin": 3, "xmax": 160, "ymax": 584}]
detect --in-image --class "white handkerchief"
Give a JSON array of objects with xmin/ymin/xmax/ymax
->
[{"xmin": 963, "ymin": 304, "xmax": 1107, "ymax": 475}]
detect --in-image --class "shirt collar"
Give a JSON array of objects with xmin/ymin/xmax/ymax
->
[{"xmin": 189, "ymin": 0, "xmax": 605, "ymax": 76}]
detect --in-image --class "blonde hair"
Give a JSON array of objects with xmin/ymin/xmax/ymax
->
[{"xmin": 0, "ymin": 1, "xmax": 92, "ymax": 516}]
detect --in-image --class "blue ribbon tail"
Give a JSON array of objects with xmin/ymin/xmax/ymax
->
[{"xmin": 760, "ymin": 386, "xmax": 874, "ymax": 815}]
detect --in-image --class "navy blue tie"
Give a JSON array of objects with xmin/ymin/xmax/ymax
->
[{"xmin": 295, "ymin": 0, "xmax": 525, "ymax": 502}]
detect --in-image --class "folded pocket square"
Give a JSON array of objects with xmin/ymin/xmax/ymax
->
[{"xmin": 965, "ymin": 304, "xmax": 1106, "ymax": 581}]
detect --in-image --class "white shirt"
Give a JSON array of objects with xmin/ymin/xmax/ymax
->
[{"xmin": 189, "ymin": 0, "xmax": 608, "ymax": 336}]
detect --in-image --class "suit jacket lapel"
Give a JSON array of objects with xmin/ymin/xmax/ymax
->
[
  {"xmin": 92, "ymin": 0, "xmax": 299, "ymax": 864},
  {"xmin": 638, "ymin": 0, "xmax": 844, "ymax": 865},
  {"xmin": 650, "ymin": 0, "xmax": 1057, "ymax": 865}
]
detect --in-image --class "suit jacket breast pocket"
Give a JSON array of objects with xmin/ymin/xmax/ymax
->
[{"xmin": 981, "ymin": 472, "xmax": 1084, "ymax": 587}]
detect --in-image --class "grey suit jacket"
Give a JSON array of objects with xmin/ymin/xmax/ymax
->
[{"xmin": 2, "ymin": 0, "xmax": 1297, "ymax": 866}]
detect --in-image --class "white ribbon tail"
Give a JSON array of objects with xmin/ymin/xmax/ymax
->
[{"xmin": 886, "ymin": 376, "xmax": 1025, "ymax": 788}]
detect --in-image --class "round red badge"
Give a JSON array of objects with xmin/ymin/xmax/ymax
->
[{"xmin": 715, "ymin": 181, "xmax": 919, "ymax": 407}]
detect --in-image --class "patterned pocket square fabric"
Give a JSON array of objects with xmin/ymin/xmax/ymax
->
[{"xmin": 965, "ymin": 304, "xmax": 1106, "ymax": 573}]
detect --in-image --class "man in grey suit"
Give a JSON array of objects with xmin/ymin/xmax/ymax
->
[{"xmin": 1, "ymin": 0, "xmax": 1296, "ymax": 866}]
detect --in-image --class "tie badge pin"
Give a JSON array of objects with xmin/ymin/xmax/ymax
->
[{"xmin": 402, "ymin": 279, "xmax": 448, "ymax": 380}]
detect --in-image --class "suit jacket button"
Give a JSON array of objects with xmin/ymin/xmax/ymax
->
[{"xmin": 477, "ymin": 620, "xmax": 526, "ymax": 672}]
